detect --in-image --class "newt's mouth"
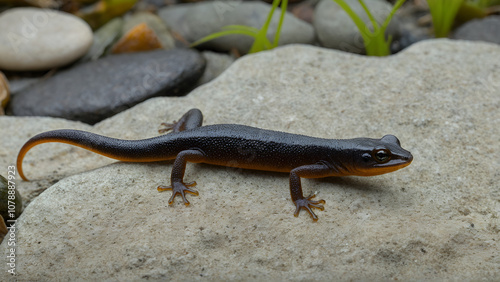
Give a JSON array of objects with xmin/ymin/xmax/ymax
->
[{"xmin": 356, "ymin": 153, "xmax": 413, "ymax": 176}]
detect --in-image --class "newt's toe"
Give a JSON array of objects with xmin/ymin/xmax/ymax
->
[{"xmin": 158, "ymin": 122, "xmax": 175, "ymax": 134}]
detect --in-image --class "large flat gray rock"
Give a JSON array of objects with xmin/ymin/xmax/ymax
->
[{"xmin": 1, "ymin": 39, "xmax": 499, "ymax": 280}]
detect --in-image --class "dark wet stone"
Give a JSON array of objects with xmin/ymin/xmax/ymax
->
[
  {"xmin": 10, "ymin": 49, "xmax": 205, "ymax": 124},
  {"xmin": 453, "ymin": 16, "xmax": 500, "ymax": 45}
]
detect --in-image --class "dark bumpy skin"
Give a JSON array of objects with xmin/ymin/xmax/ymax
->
[{"xmin": 17, "ymin": 109, "xmax": 413, "ymax": 221}]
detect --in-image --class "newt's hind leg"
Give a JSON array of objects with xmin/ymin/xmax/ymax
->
[
  {"xmin": 159, "ymin": 108, "xmax": 203, "ymax": 133},
  {"xmin": 157, "ymin": 149, "xmax": 206, "ymax": 205}
]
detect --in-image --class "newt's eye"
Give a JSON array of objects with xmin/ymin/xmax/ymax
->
[{"xmin": 373, "ymin": 149, "xmax": 391, "ymax": 163}]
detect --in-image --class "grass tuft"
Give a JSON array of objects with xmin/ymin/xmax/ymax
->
[
  {"xmin": 191, "ymin": 0, "xmax": 287, "ymax": 54},
  {"xmin": 427, "ymin": 0, "xmax": 464, "ymax": 38},
  {"xmin": 332, "ymin": 0, "xmax": 406, "ymax": 56}
]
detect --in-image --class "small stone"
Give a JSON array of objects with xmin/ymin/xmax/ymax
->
[
  {"xmin": 0, "ymin": 8, "xmax": 93, "ymax": 71},
  {"xmin": 0, "ymin": 72, "xmax": 9, "ymax": 115},
  {"xmin": 313, "ymin": 0, "xmax": 400, "ymax": 54},
  {"xmin": 0, "ymin": 174, "xmax": 23, "ymax": 222},
  {"xmin": 390, "ymin": 2, "xmax": 432, "ymax": 53},
  {"xmin": 196, "ymin": 51, "xmax": 235, "ymax": 86},
  {"xmin": 80, "ymin": 17, "xmax": 123, "ymax": 62},
  {"xmin": 291, "ymin": 0, "xmax": 317, "ymax": 23},
  {"xmin": 122, "ymin": 11, "xmax": 175, "ymax": 50},
  {"xmin": 453, "ymin": 16, "xmax": 500, "ymax": 45},
  {"xmin": 111, "ymin": 23, "xmax": 163, "ymax": 54},
  {"xmin": 76, "ymin": 0, "xmax": 137, "ymax": 29},
  {"xmin": 10, "ymin": 49, "xmax": 206, "ymax": 124},
  {"xmin": 0, "ymin": 216, "xmax": 6, "ymax": 244},
  {"xmin": 158, "ymin": 1, "xmax": 314, "ymax": 54}
]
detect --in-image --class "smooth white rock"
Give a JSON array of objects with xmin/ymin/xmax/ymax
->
[{"xmin": 0, "ymin": 8, "xmax": 93, "ymax": 71}]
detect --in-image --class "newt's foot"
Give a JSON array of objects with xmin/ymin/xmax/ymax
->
[
  {"xmin": 158, "ymin": 122, "xmax": 176, "ymax": 134},
  {"xmin": 158, "ymin": 181, "xmax": 198, "ymax": 205},
  {"xmin": 293, "ymin": 195, "xmax": 326, "ymax": 222}
]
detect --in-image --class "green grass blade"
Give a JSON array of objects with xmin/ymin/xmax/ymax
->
[
  {"xmin": 333, "ymin": 0, "xmax": 405, "ymax": 56},
  {"xmin": 272, "ymin": 0, "xmax": 288, "ymax": 48},
  {"xmin": 191, "ymin": 0, "xmax": 286, "ymax": 53},
  {"xmin": 223, "ymin": 25, "xmax": 260, "ymax": 34},
  {"xmin": 191, "ymin": 29, "xmax": 258, "ymax": 47},
  {"xmin": 248, "ymin": 0, "xmax": 281, "ymax": 53},
  {"xmin": 382, "ymin": 0, "xmax": 406, "ymax": 31},
  {"xmin": 260, "ymin": 0, "xmax": 281, "ymax": 38},
  {"xmin": 359, "ymin": 0, "xmax": 380, "ymax": 32},
  {"xmin": 427, "ymin": 0, "xmax": 464, "ymax": 37},
  {"xmin": 249, "ymin": 36, "xmax": 273, "ymax": 53},
  {"xmin": 333, "ymin": 0, "xmax": 371, "ymax": 42}
]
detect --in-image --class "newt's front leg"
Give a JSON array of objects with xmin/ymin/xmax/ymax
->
[
  {"xmin": 289, "ymin": 163, "xmax": 334, "ymax": 221},
  {"xmin": 158, "ymin": 149, "xmax": 206, "ymax": 205}
]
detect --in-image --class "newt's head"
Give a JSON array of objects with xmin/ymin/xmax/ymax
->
[{"xmin": 349, "ymin": 135, "xmax": 413, "ymax": 176}]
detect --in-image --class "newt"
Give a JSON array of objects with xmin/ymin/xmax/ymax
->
[{"xmin": 17, "ymin": 109, "xmax": 413, "ymax": 221}]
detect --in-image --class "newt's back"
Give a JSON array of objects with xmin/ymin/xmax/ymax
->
[{"xmin": 162, "ymin": 124, "xmax": 341, "ymax": 172}]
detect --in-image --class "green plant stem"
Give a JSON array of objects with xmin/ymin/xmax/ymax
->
[
  {"xmin": 191, "ymin": 0, "xmax": 287, "ymax": 54},
  {"xmin": 332, "ymin": 0, "xmax": 406, "ymax": 56},
  {"xmin": 272, "ymin": 0, "xmax": 288, "ymax": 48},
  {"xmin": 249, "ymin": 0, "xmax": 281, "ymax": 53},
  {"xmin": 427, "ymin": 0, "xmax": 464, "ymax": 37}
]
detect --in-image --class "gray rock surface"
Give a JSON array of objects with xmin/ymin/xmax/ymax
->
[
  {"xmin": 453, "ymin": 15, "xmax": 500, "ymax": 45},
  {"xmin": 159, "ymin": 1, "xmax": 315, "ymax": 54},
  {"xmin": 1, "ymin": 40, "xmax": 499, "ymax": 280},
  {"xmin": 10, "ymin": 49, "xmax": 206, "ymax": 124},
  {"xmin": 0, "ymin": 8, "xmax": 93, "ymax": 71},
  {"xmin": 314, "ymin": 0, "xmax": 400, "ymax": 54},
  {"xmin": 4, "ymin": 78, "xmax": 39, "ymax": 96}
]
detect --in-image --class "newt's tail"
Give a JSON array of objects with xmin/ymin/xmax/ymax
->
[{"xmin": 17, "ymin": 129, "xmax": 171, "ymax": 181}]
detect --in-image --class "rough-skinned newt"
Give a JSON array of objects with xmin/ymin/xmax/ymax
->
[{"xmin": 17, "ymin": 109, "xmax": 413, "ymax": 221}]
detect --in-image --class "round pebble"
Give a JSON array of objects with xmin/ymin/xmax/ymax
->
[
  {"xmin": 159, "ymin": 2, "xmax": 314, "ymax": 54},
  {"xmin": 0, "ymin": 8, "xmax": 93, "ymax": 71},
  {"xmin": 453, "ymin": 16, "xmax": 500, "ymax": 45}
]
